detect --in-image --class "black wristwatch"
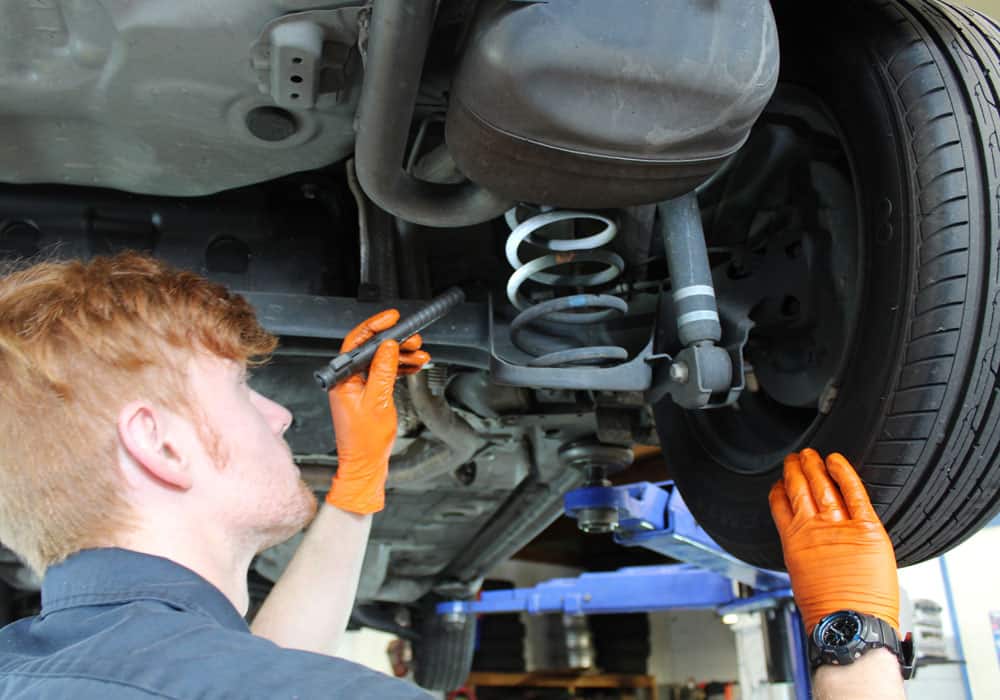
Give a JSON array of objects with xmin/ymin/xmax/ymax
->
[{"xmin": 808, "ymin": 610, "xmax": 915, "ymax": 680}]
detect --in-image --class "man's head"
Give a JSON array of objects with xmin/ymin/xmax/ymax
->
[{"xmin": 0, "ymin": 252, "xmax": 316, "ymax": 576}]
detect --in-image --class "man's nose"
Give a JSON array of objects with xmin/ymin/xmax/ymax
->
[
  {"xmin": 275, "ymin": 403, "xmax": 294, "ymax": 435},
  {"xmin": 259, "ymin": 392, "xmax": 294, "ymax": 435}
]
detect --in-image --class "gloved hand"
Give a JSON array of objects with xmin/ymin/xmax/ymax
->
[
  {"xmin": 769, "ymin": 449, "xmax": 900, "ymax": 633},
  {"xmin": 326, "ymin": 310, "xmax": 431, "ymax": 514}
]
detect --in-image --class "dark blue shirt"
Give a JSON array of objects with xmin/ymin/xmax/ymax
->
[{"xmin": 0, "ymin": 548, "xmax": 430, "ymax": 699}]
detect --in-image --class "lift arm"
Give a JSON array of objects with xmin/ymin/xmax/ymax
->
[
  {"xmin": 436, "ymin": 480, "xmax": 809, "ymax": 700},
  {"xmin": 437, "ymin": 481, "xmax": 791, "ymax": 618},
  {"xmin": 564, "ymin": 481, "xmax": 789, "ymax": 591}
]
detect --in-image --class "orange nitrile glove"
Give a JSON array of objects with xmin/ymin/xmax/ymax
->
[
  {"xmin": 326, "ymin": 309, "xmax": 431, "ymax": 514},
  {"xmin": 769, "ymin": 448, "xmax": 900, "ymax": 633}
]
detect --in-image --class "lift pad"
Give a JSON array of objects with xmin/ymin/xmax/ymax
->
[{"xmin": 564, "ymin": 481, "xmax": 789, "ymax": 592}]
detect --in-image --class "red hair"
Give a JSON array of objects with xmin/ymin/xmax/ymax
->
[{"xmin": 0, "ymin": 252, "xmax": 276, "ymax": 574}]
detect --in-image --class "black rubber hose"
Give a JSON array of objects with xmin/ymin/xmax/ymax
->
[{"xmin": 354, "ymin": 0, "xmax": 512, "ymax": 227}]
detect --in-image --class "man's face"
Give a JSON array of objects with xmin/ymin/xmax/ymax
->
[{"xmin": 185, "ymin": 353, "xmax": 317, "ymax": 550}]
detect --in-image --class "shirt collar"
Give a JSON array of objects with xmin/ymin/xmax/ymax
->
[{"xmin": 41, "ymin": 547, "xmax": 249, "ymax": 633}]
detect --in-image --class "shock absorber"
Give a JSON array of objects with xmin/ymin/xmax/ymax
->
[
  {"xmin": 654, "ymin": 192, "xmax": 733, "ymax": 408},
  {"xmin": 504, "ymin": 206, "xmax": 630, "ymax": 367},
  {"xmin": 659, "ymin": 193, "xmax": 722, "ymax": 348}
]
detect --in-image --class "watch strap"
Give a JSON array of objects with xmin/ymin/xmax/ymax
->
[
  {"xmin": 866, "ymin": 615, "xmax": 915, "ymax": 680},
  {"xmin": 809, "ymin": 611, "xmax": 915, "ymax": 680}
]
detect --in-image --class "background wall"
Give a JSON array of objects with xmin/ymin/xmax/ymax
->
[
  {"xmin": 648, "ymin": 609, "xmax": 739, "ymax": 686},
  {"xmin": 934, "ymin": 524, "xmax": 1000, "ymax": 699}
]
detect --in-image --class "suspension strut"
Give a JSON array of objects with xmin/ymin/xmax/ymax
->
[{"xmin": 487, "ymin": 196, "xmax": 742, "ymax": 400}]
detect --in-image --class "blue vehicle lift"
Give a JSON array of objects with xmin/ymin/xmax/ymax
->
[{"xmin": 438, "ymin": 481, "xmax": 812, "ymax": 700}]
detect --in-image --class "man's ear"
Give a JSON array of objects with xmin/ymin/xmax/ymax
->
[{"xmin": 117, "ymin": 401, "xmax": 193, "ymax": 490}]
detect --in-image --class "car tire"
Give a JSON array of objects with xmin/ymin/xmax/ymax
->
[
  {"xmin": 412, "ymin": 602, "xmax": 477, "ymax": 691},
  {"xmin": 655, "ymin": 0, "xmax": 1000, "ymax": 569}
]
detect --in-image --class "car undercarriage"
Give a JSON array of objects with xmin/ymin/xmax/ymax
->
[{"xmin": 3, "ymin": 0, "xmax": 1000, "ymax": 690}]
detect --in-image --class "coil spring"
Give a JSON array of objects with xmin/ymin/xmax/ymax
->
[{"xmin": 504, "ymin": 207, "xmax": 629, "ymax": 367}]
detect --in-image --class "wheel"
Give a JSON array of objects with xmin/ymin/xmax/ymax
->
[
  {"xmin": 655, "ymin": 0, "xmax": 1000, "ymax": 569},
  {"xmin": 412, "ymin": 602, "xmax": 477, "ymax": 691}
]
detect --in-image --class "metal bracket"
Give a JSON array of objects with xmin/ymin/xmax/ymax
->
[
  {"xmin": 487, "ymin": 296, "xmax": 655, "ymax": 391},
  {"xmin": 647, "ymin": 294, "xmax": 753, "ymax": 409},
  {"xmin": 486, "ymin": 284, "xmax": 751, "ymax": 404},
  {"xmin": 647, "ymin": 343, "xmax": 732, "ymax": 409},
  {"xmin": 250, "ymin": 5, "xmax": 365, "ymax": 109}
]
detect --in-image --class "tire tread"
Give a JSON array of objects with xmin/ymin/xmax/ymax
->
[{"xmin": 867, "ymin": 0, "xmax": 1000, "ymax": 561}]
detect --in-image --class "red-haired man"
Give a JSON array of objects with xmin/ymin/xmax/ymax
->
[{"xmin": 0, "ymin": 253, "xmax": 430, "ymax": 698}]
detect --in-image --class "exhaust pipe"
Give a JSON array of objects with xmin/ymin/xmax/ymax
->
[{"xmin": 354, "ymin": 0, "xmax": 512, "ymax": 227}]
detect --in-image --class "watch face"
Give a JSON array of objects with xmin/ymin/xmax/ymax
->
[{"xmin": 819, "ymin": 612, "xmax": 862, "ymax": 647}]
